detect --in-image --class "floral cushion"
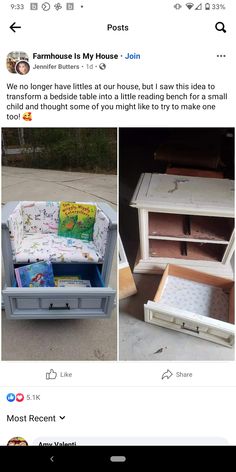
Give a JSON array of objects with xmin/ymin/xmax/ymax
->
[
  {"xmin": 15, "ymin": 234, "xmax": 100, "ymax": 263},
  {"xmin": 8, "ymin": 203, "xmax": 24, "ymax": 257},
  {"xmin": 8, "ymin": 201, "xmax": 109, "ymax": 263},
  {"xmin": 93, "ymin": 207, "xmax": 110, "ymax": 258},
  {"xmin": 15, "ymin": 234, "xmax": 52, "ymax": 263},
  {"xmin": 22, "ymin": 201, "xmax": 59, "ymax": 234}
]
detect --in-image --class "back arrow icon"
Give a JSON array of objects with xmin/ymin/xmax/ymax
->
[
  {"xmin": 50, "ymin": 456, "xmax": 54, "ymax": 463},
  {"xmin": 10, "ymin": 22, "xmax": 21, "ymax": 33}
]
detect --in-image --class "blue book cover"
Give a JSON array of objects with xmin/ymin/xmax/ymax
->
[{"xmin": 15, "ymin": 261, "xmax": 55, "ymax": 288}]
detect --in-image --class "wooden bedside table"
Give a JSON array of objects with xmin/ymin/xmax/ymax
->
[{"xmin": 130, "ymin": 173, "xmax": 234, "ymax": 278}]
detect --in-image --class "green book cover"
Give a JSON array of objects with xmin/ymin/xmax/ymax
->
[{"xmin": 58, "ymin": 202, "xmax": 96, "ymax": 241}]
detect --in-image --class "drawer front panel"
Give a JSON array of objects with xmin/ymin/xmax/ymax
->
[
  {"xmin": 3, "ymin": 287, "xmax": 115, "ymax": 319},
  {"xmin": 80, "ymin": 298, "xmax": 103, "ymax": 309},
  {"xmin": 16, "ymin": 298, "xmax": 40, "ymax": 310},
  {"xmin": 144, "ymin": 303, "xmax": 234, "ymax": 348}
]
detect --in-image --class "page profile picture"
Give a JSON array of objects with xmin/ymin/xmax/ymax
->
[
  {"xmin": 7, "ymin": 51, "xmax": 30, "ymax": 75},
  {"xmin": 7, "ymin": 436, "xmax": 28, "ymax": 446}
]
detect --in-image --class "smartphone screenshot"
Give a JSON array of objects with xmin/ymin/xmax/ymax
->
[{"xmin": 0, "ymin": 0, "xmax": 235, "ymax": 462}]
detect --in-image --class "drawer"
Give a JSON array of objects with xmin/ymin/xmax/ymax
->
[
  {"xmin": 3, "ymin": 263, "xmax": 115, "ymax": 319},
  {"xmin": 144, "ymin": 264, "xmax": 235, "ymax": 348},
  {"xmin": 144, "ymin": 302, "xmax": 234, "ymax": 348},
  {"xmin": 3, "ymin": 286, "xmax": 115, "ymax": 319}
]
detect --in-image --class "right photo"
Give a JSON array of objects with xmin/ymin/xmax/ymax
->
[{"xmin": 119, "ymin": 128, "xmax": 235, "ymax": 361}]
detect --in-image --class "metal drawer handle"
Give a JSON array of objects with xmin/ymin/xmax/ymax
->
[
  {"xmin": 49, "ymin": 303, "xmax": 70, "ymax": 310},
  {"xmin": 181, "ymin": 322, "xmax": 199, "ymax": 334}
]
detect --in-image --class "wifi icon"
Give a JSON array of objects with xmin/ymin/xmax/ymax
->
[{"xmin": 186, "ymin": 2, "xmax": 194, "ymax": 8}]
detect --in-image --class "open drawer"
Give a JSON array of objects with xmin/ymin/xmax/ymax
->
[
  {"xmin": 144, "ymin": 264, "xmax": 235, "ymax": 348},
  {"xmin": 3, "ymin": 263, "xmax": 115, "ymax": 320}
]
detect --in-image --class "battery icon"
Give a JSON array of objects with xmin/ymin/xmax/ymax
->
[{"xmin": 205, "ymin": 3, "xmax": 210, "ymax": 9}]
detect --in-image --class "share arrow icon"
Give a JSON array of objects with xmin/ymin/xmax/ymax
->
[{"xmin": 161, "ymin": 369, "xmax": 173, "ymax": 380}]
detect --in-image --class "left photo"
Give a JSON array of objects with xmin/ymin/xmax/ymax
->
[{"xmin": 1, "ymin": 128, "xmax": 117, "ymax": 361}]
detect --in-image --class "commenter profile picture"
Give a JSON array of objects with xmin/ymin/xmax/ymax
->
[
  {"xmin": 7, "ymin": 436, "xmax": 28, "ymax": 446},
  {"xmin": 7, "ymin": 51, "xmax": 30, "ymax": 75}
]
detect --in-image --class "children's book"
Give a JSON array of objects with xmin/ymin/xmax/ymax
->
[
  {"xmin": 54, "ymin": 276, "xmax": 81, "ymax": 287},
  {"xmin": 15, "ymin": 261, "xmax": 55, "ymax": 288},
  {"xmin": 56, "ymin": 279, "xmax": 91, "ymax": 288},
  {"xmin": 58, "ymin": 202, "xmax": 96, "ymax": 241}
]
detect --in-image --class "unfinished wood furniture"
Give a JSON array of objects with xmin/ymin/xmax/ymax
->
[
  {"xmin": 2, "ymin": 201, "xmax": 117, "ymax": 320},
  {"xmin": 119, "ymin": 236, "xmax": 137, "ymax": 300},
  {"xmin": 130, "ymin": 173, "xmax": 234, "ymax": 278},
  {"xmin": 166, "ymin": 167, "xmax": 224, "ymax": 179},
  {"xmin": 144, "ymin": 264, "xmax": 234, "ymax": 348}
]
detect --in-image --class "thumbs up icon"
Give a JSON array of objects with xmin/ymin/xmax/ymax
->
[{"xmin": 46, "ymin": 369, "xmax": 57, "ymax": 380}]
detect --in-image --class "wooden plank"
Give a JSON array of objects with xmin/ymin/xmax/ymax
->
[
  {"xmin": 149, "ymin": 213, "xmax": 184, "ymax": 238},
  {"xmin": 154, "ymin": 265, "xmax": 169, "ymax": 302},
  {"xmin": 133, "ymin": 255, "xmax": 234, "ymax": 279},
  {"xmin": 138, "ymin": 209, "xmax": 149, "ymax": 259},
  {"xmin": 130, "ymin": 173, "xmax": 234, "ymax": 217},
  {"xmin": 148, "ymin": 213, "xmax": 233, "ymax": 243},
  {"xmin": 149, "ymin": 239, "xmax": 225, "ymax": 262},
  {"xmin": 168, "ymin": 264, "xmax": 234, "ymax": 289},
  {"xmin": 149, "ymin": 235, "xmax": 228, "ymax": 245},
  {"xmin": 190, "ymin": 216, "xmax": 233, "ymax": 242},
  {"xmin": 222, "ymin": 229, "xmax": 235, "ymax": 264},
  {"xmin": 119, "ymin": 266, "xmax": 137, "ymax": 300},
  {"xmin": 166, "ymin": 167, "xmax": 224, "ymax": 179},
  {"xmin": 130, "ymin": 173, "xmax": 145, "ymax": 203},
  {"xmin": 130, "ymin": 173, "xmax": 152, "ymax": 206},
  {"xmin": 229, "ymin": 287, "xmax": 235, "ymax": 324}
]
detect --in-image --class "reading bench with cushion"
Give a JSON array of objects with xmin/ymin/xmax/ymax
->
[
  {"xmin": 8, "ymin": 201, "xmax": 109, "ymax": 264},
  {"xmin": 2, "ymin": 201, "xmax": 117, "ymax": 320}
]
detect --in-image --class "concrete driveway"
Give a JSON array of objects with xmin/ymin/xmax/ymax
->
[{"xmin": 2, "ymin": 166, "xmax": 117, "ymax": 361}]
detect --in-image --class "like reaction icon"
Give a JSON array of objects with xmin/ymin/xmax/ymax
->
[
  {"xmin": 7, "ymin": 393, "xmax": 16, "ymax": 402},
  {"xmin": 46, "ymin": 369, "xmax": 57, "ymax": 380}
]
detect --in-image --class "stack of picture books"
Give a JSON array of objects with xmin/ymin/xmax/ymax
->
[{"xmin": 15, "ymin": 261, "xmax": 91, "ymax": 288}]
